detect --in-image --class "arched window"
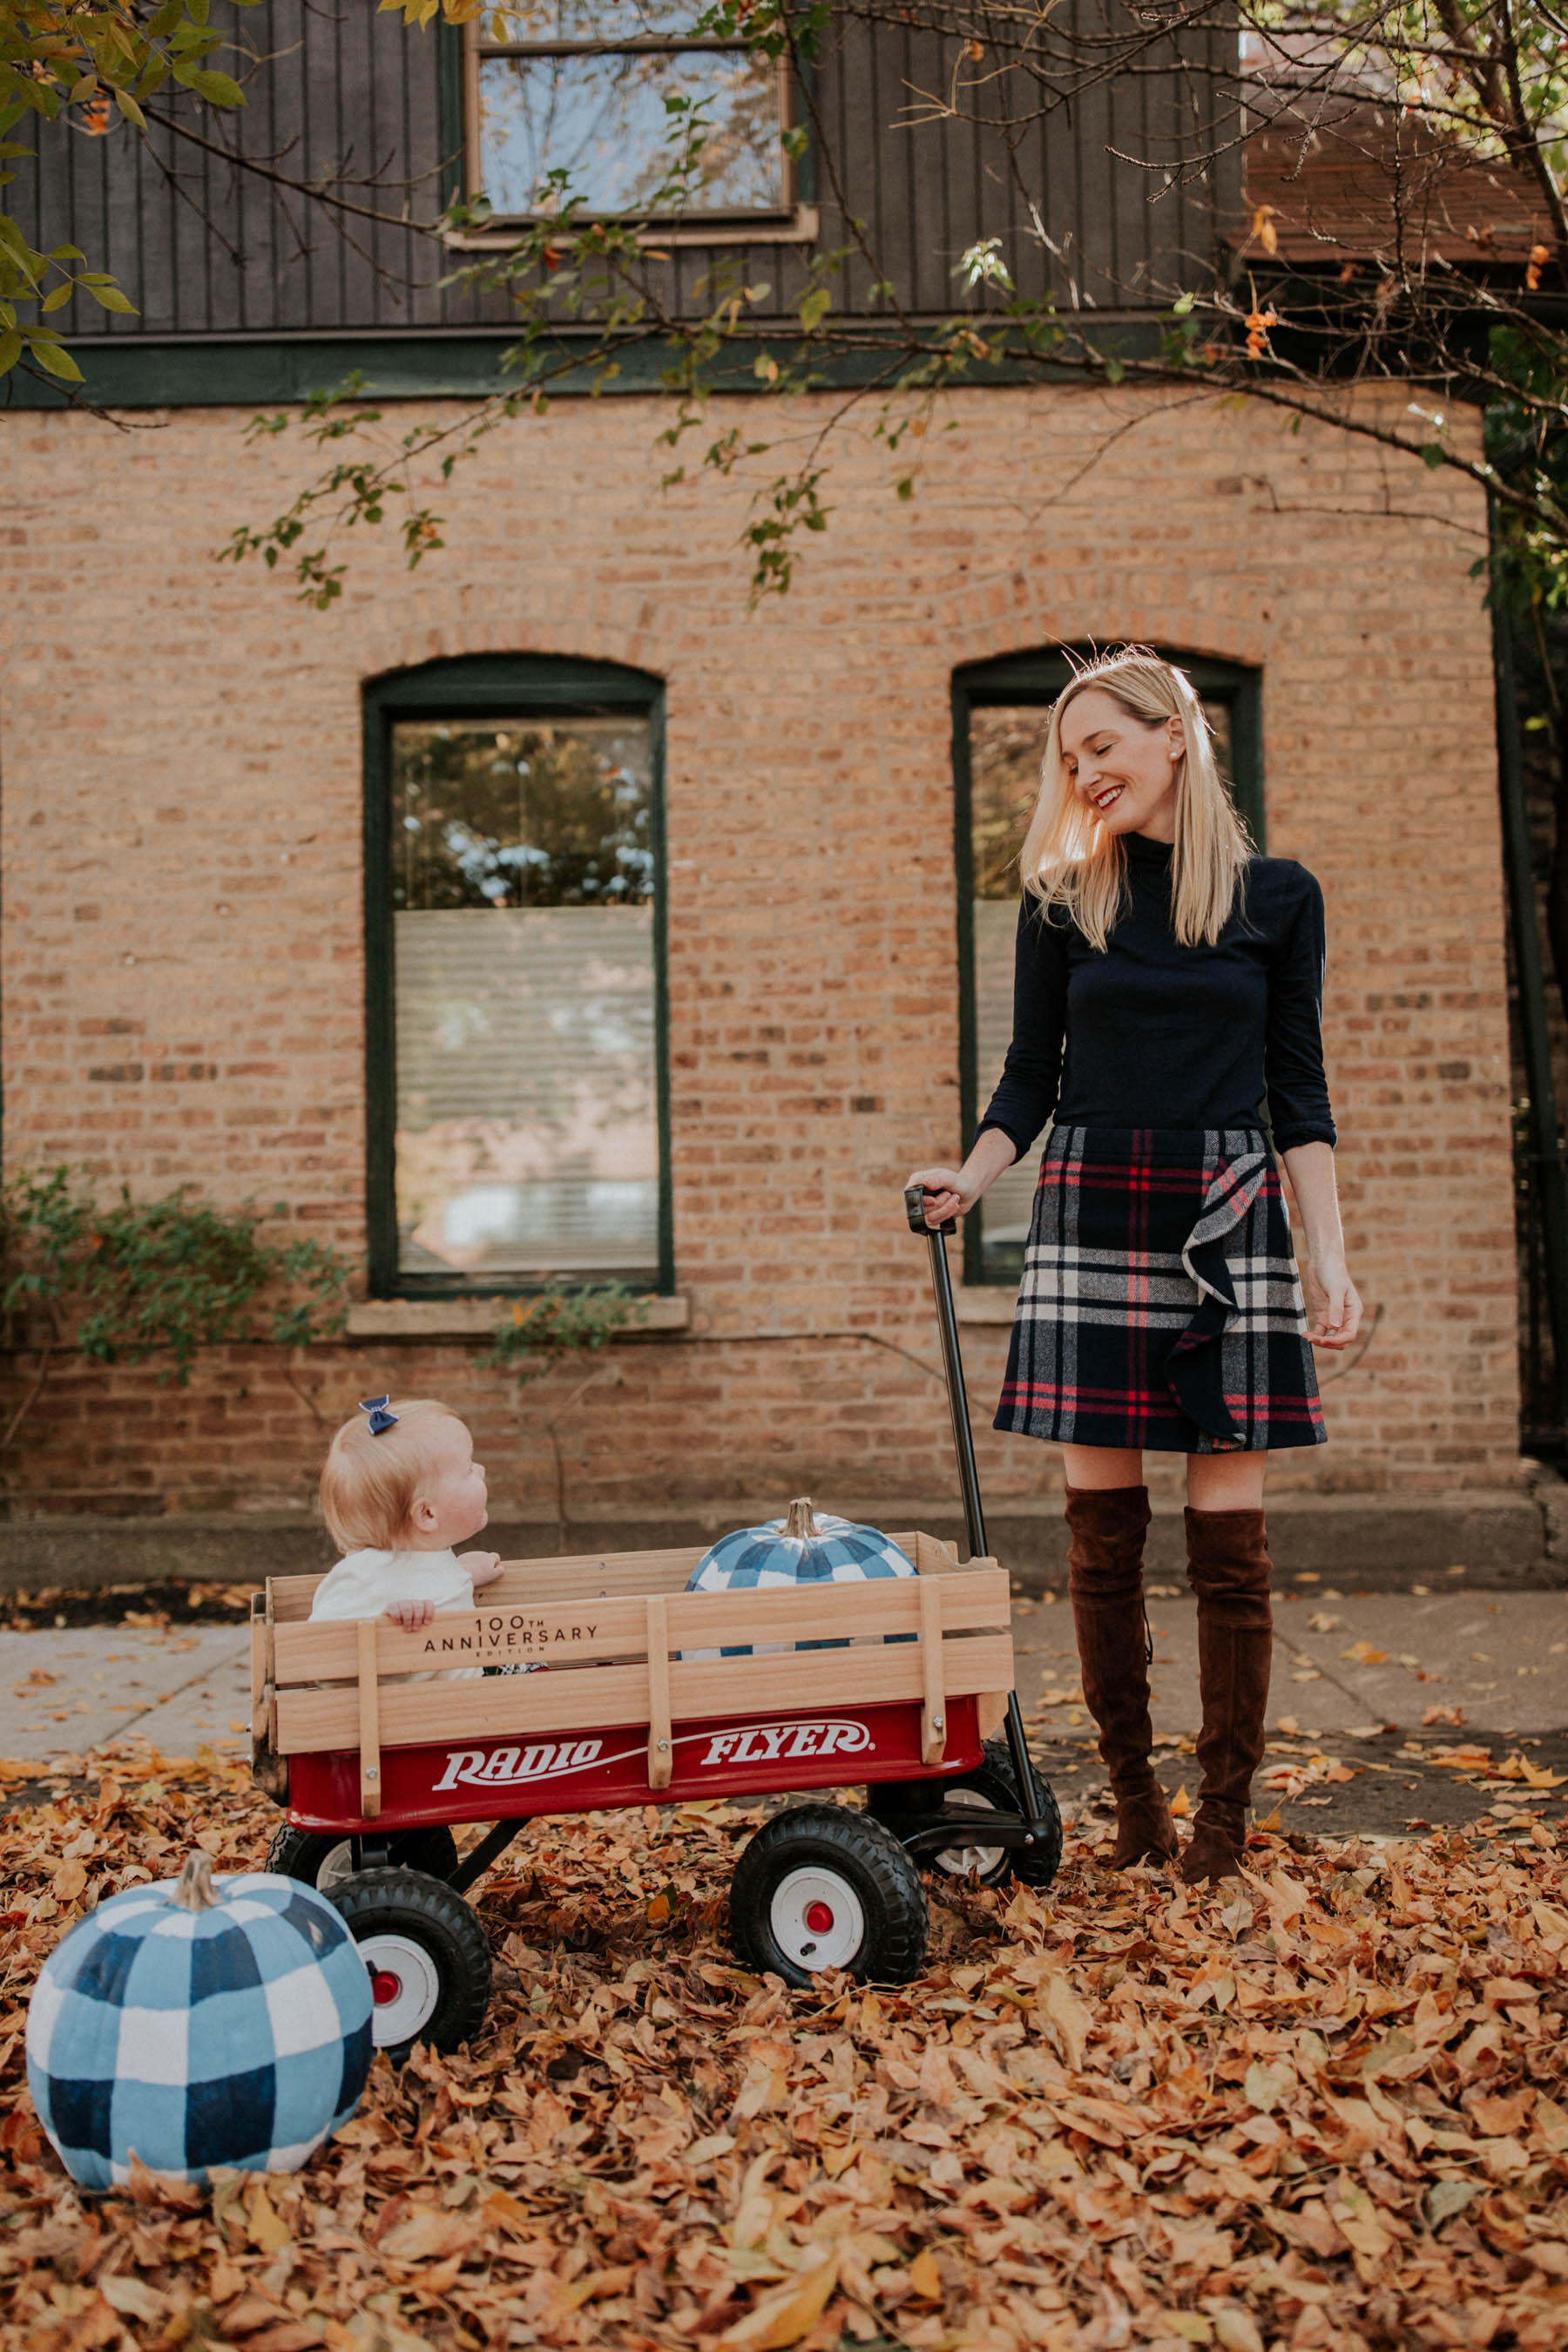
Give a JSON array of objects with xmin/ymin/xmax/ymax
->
[
  {"xmin": 951, "ymin": 645, "xmax": 1263, "ymax": 1288},
  {"xmin": 363, "ymin": 654, "xmax": 671, "ymax": 1297}
]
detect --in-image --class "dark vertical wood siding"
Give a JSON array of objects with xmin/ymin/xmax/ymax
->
[{"xmin": 13, "ymin": 4, "xmax": 1233, "ymax": 344}]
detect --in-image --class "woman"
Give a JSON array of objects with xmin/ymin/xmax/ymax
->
[{"xmin": 912, "ymin": 648, "xmax": 1362, "ymax": 1884}]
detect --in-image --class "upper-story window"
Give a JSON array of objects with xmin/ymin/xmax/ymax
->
[
  {"xmin": 364, "ymin": 656, "xmax": 671, "ymax": 1297},
  {"xmin": 953, "ymin": 648, "xmax": 1264, "ymax": 1287},
  {"xmin": 469, "ymin": 1, "xmax": 791, "ymax": 222}
]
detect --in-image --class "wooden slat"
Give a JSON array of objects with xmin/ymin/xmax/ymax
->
[
  {"xmin": 270, "ymin": 1566, "xmax": 1010, "ymax": 1686},
  {"xmin": 266, "ymin": 1580, "xmax": 278, "ymax": 1753},
  {"xmin": 265, "ymin": 1544, "xmax": 714, "ymax": 1622},
  {"xmin": 267, "ymin": 1534, "xmax": 988, "ymax": 1624},
  {"xmin": 645, "ymin": 1595, "xmax": 672, "ymax": 1791},
  {"xmin": 249, "ymin": 1596, "xmax": 267, "ymax": 1752},
  {"xmin": 357, "ymin": 1618, "xmax": 382, "ymax": 1818},
  {"xmin": 918, "ymin": 1576, "xmax": 946, "ymax": 1767},
  {"xmin": 274, "ymin": 1632, "xmax": 1015, "ymax": 1756}
]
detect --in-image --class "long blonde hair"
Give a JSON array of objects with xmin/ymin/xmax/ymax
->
[{"xmin": 1018, "ymin": 648, "xmax": 1253, "ymax": 950}]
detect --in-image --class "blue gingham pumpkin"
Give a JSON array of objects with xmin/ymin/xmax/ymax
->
[
  {"xmin": 683, "ymin": 1497, "xmax": 916, "ymax": 1659},
  {"xmin": 25, "ymin": 1854, "xmax": 373, "ymax": 2190}
]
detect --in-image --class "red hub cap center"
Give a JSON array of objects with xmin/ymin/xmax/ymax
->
[
  {"xmin": 371, "ymin": 1969, "xmax": 402, "ymax": 2005},
  {"xmin": 804, "ymin": 1901, "xmax": 835, "ymax": 1934}
]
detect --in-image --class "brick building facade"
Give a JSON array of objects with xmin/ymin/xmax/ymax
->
[{"xmin": 2, "ymin": 376, "xmax": 1521, "ymax": 1529}]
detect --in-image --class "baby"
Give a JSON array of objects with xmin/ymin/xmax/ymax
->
[{"xmin": 311, "ymin": 1396, "xmax": 504, "ymax": 1677}]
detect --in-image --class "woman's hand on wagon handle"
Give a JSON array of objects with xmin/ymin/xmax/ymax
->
[{"xmin": 907, "ymin": 1129, "xmax": 1019, "ymax": 1228}]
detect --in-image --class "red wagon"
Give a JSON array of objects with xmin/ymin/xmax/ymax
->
[{"xmin": 251, "ymin": 1198, "xmax": 1062, "ymax": 2053}]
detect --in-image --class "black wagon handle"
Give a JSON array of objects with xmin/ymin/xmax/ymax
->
[
  {"xmin": 902, "ymin": 1184, "xmax": 986, "ymax": 1564},
  {"xmin": 903, "ymin": 1184, "xmax": 1050, "ymax": 1849}
]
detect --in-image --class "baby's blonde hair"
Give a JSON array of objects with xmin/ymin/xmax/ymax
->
[{"xmin": 320, "ymin": 1398, "xmax": 465, "ymax": 1552}]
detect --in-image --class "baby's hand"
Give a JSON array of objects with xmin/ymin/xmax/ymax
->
[
  {"xmin": 464, "ymin": 1551, "xmax": 504, "ymax": 1590},
  {"xmin": 384, "ymin": 1598, "xmax": 436, "ymax": 1632}
]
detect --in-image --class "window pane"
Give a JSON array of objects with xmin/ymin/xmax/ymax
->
[
  {"xmin": 967, "ymin": 695, "xmax": 1238, "ymax": 1284},
  {"xmin": 477, "ymin": 49, "xmax": 783, "ymax": 214},
  {"xmin": 490, "ymin": 0, "xmax": 734, "ymax": 34},
  {"xmin": 969, "ymin": 708, "xmax": 1052, "ymax": 1286},
  {"xmin": 390, "ymin": 717, "xmax": 659, "ymax": 1280}
]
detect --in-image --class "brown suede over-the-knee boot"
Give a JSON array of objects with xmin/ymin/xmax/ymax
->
[
  {"xmin": 1181, "ymin": 1505, "xmax": 1273, "ymax": 1885},
  {"xmin": 1064, "ymin": 1484, "xmax": 1177, "ymax": 1868}
]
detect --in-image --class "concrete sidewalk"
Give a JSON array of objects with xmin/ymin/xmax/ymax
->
[{"xmin": 1, "ymin": 1587, "xmax": 1564, "ymax": 1841}]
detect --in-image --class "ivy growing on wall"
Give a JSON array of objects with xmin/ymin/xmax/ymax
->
[{"xmin": 0, "ymin": 1167, "xmax": 353, "ymax": 1464}]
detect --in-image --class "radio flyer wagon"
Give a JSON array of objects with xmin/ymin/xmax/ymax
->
[{"xmin": 250, "ymin": 1194, "xmax": 1062, "ymax": 2054}]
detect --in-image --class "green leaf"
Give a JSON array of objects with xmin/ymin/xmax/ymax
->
[
  {"xmin": 26, "ymin": 337, "xmax": 84, "ymax": 381},
  {"xmin": 1421, "ymin": 442, "xmax": 1444, "ymax": 469},
  {"xmin": 1103, "ymin": 354, "xmax": 1125, "ymax": 384},
  {"xmin": 40, "ymin": 281, "xmax": 74, "ymax": 313},
  {"xmin": 190, "ymin": 68, "xmax": 246, "ymax": 105},
  {"xmin": 115, "ymin": 88, "xmax": 146, "ymax": 129},
  {"xmin": 798, "ymin": 286, "xmax": 830, "ymax": 333},
  {"xmin": 83, "ymin": 281, "xmax": 138, "ymax": 313},
  {"xmin": 1172, "ymin": 290, "xmax": 1196, "ymax": 315},
  {"xmin": 0, "ymin": 328, "xmax": 23, "ymax": 376}
]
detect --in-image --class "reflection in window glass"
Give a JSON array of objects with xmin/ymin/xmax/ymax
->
[
  {"xmin": 390, "ymin": 717, "xmax": 659, "ymax": 1281},
  {"xmin": 967, "ymin": 698, "xmax": 1235, "ymax": 1285},
  {"xmin": 476, "ymin": 3, "xmax": 782, "ymax": 219}
]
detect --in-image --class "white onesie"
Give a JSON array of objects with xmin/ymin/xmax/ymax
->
[{"xmin": 309, "ymin": 1546, "xmax": 481, "ymax": 1680}]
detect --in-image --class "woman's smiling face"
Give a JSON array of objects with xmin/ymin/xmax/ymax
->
[{"xmin": 1058, "ymin": 686, "xmax": 1184, "ymax": 842}]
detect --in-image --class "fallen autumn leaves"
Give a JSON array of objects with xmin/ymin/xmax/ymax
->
[{"xmin": 0, "ymin": 1744, "xmax": 1565, "ymax": 2352}]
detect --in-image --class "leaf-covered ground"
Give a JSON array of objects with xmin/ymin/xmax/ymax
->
[{"xmin": 0, "ymin": 1744, "xmax": 1565, "ymax": 2352}]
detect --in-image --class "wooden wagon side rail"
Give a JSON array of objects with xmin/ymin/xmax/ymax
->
[
  {"xmin": 273, "ymin": 1634, "xmax": 1015, "ymax": 1760},
  {"xmin": 260, "ymin": 1531, "xmax": 963, "ymax": 1623}
]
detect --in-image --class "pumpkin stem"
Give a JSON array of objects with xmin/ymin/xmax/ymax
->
[
  {"xmin": 170, "ymin": 1851, "xmax": 220, "ymax": 1911},
  {"xmin": 784, "ymin": 1497, "xmax": 819, "ymax": 1540}
]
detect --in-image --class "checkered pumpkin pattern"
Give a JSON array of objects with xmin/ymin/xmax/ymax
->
[
  {"xmin": 25, "ymin": 1871, "xmax": 374, "ymax": 2190},
  {"xmin": 683, "ymin": 1512, "xmax": 917, "ymax": 1659}
]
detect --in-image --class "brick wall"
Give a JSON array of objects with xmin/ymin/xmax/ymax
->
[{"xmin": 0, "ymin": 380, "xmax": 1521, "ymax": 1515}]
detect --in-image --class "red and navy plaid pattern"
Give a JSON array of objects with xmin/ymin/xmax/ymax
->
[{"xmin": 995, "ymin": 1125, "xmax": 1325, "ymax": 1455}]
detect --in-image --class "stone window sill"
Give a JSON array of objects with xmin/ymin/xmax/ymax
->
[
  {"xmin": 346, "ymin": 1294, "xmax": 691, "ymax": 1342},
  {"xmin": 443, "ymin": 207, "xmax": 819, "ymax": 253}
]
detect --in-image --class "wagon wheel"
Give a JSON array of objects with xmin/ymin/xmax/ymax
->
[
  {"xmin": 325, "ymin": 1868, "xmax": 492, "ymax": 2059},
  {"xmin": 729, "ymin": 1804, "xmax": 927, "ymax": 1989},
  {"xmin": 867, "ymin": 1737, "xmax": 1064, "ymax": 1889},
  {"xmin": 267, "ymin": 1824, "xmax": 461, "ymax": 1894}
]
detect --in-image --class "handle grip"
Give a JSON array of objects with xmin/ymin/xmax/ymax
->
[{"xmin": 903, "ymin": 1183, "xmax": 956, "ymax": 1237}]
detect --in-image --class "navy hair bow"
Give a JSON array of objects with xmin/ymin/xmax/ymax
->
[{"xmin": 358, "ymin": 1396, "xmax": 399, "ymax": 1436}]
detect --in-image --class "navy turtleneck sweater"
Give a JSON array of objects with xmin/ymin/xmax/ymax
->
[{"xmin": 976, "ymin": 833, "xmax": 1337, "ymax": 1161}]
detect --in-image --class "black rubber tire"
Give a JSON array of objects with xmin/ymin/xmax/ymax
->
[
  {"xmin": 267, "ymin": 1823, "xmax": 461, "ymax": 1893},
  {"xmin": 729, "ymin": 1803, "xmax": 928, "ymax": 1988},
  {"xmin": 325, "ymin": 1867, "xmax": 492, "ymax": 2059},
  {"xmin": 867, "ymin": 1737, "xmax": 1064, "ymax": 1890}
]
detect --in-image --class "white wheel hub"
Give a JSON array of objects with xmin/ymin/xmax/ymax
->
[
  {"xmin": 934, "ymin": 1788, "xmax": 1006, "ymax": 1882},
  {"xmin": 769, "ymin": 1865, "xmax": 866, "ymax": 1972},
  {"xmin": 358, "ymin": 1931, "xmax": 442, "ymax": 2045},
  {"xmin": 315, "ymin": 1839, "xmax": 355, "ymax": 1889}
]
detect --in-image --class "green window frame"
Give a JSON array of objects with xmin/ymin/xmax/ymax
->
[
  {"xmin": 952, "ymin": 645, "xmax": 1265, "ymax": 1288},
  {"xmin": 363, "ymin": 653, "xmax": 672, "ymax": 1299}
]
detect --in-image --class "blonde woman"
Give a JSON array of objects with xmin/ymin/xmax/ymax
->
[{"xmin": 911, "ymin": 648, "xmax": 1362, "ymax": 1884}]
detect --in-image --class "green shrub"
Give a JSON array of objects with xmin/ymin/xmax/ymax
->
[{"xmin": 1, "ymin": 1166, "xmax": 352, "ymax": 1456}]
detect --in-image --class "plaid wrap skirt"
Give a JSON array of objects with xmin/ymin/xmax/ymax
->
[{"xmin": 995, "ymin": 1125, "xmax": 1326, "ymax": 1454}]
